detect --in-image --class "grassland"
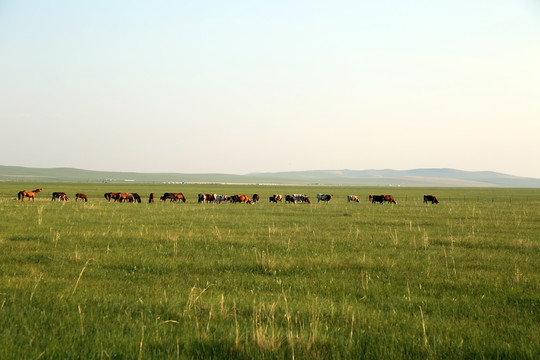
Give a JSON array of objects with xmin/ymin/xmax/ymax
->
[{"xmin": 0, "ymin": 182, "xmax": 539, "ymax": 359}]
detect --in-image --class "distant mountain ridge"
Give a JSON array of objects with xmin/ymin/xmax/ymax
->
[{"xmin": 1, "ymin": 165, "xmax": 539, "ymax": 187}]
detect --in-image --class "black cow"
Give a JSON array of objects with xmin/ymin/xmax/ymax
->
[
  {"xmin": 369, "ymin": 195, "xmax": 384, "ymax": 204},
  {"xmin": 424, "ymin": 195, "xmax": 439, "ymax": 204}
]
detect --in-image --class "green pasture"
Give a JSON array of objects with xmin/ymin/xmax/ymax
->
[{"xmin": 0, "ymin": 182, "xmax": 539, "ymax": 359}]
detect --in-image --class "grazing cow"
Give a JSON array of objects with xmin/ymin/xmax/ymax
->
[
  {"xmin": 216, "ymin": 195, "xmax": 230, "ymax": 203},
  {"xmin": 18, "ymin": 189, "xmax": 42, "ymax": 202},
  {"xmin": 369, "ymin": 195, "xmax": 384, "ymax": 204},
  {"xmin": 269, "ymin": 194, "xmax": 283, "ymax": 203},
  {"xmin": 161, "ymin": 193, "xmax": 186, "ymax": 202},
  {"xmin": 198, "ymin": 193, "xmax": 216, "ymax": 203},
  {"xmin": 76, "ymin": 193, "xmax": 88, "ymax": 202},
  {"xmin": 230, "ymin": 194, "xmax": 252, "ymax": 204},
  {"xmin": 285, "ymin": 195, "xmax": 296, "ymax": 204},
  {"xmin": 52, "ymin": 192, "xmax": 69, "ymax": 201},
  {"xmin": 347, "ymin": 195, "xmax": 360, "ymax": 203},
  {"xmin": 252, "ymin": 194, "xmax": 260, "ymax": 204},
  {"xmin": 149, "ymin": 193, "xmax": 155, "ymax": 203},
  {"xmin": 293, "ymin": 194, "xmax": 311, "ymax": 204},
  {"xmin": 383, "ymin": 195, "xmax": 397, "ymax": 204},
  {"xmin": 317, "ymin": 194, "xmax": 333, "ymax": 203},
  {"xmin": 424, "ymin": 195, "xmax": 439, "ymax": 204}
]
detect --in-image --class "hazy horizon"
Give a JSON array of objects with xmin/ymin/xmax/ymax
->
[
  {"xmin": 1, "ymin": 1, "xmax": 539, "ymax": 178},
  {"xmin": 2, "ymin": 164, "xmax": 538, "ymax": 180}
]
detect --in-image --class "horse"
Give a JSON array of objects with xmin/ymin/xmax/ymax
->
[
  {"xmin": 104, "ymin": 192, "xmax": 119, "ymax": 202},
  {"xmin": 116, "ymin": 193, "xmax": 133, "ymax": 202},
  {"xmin": 161, "ymin": 193, "xmax": 186, "ymax": 202},
  {"xmin": 18, "ymin": 189, "xmax": 42, "ymax": 202},
  {"xmin": 131, "ymin": 193, "xmax": 142, "ymax": 203},
  {"xmin": 52, "ymin": 192, "xmax": 69, "ymax": 201},
  {"xmin": 149, "ymin": 193, "xmax": 155, "ymax": 203},
  {"xmin": 76, "ymin": 193, "xmax": 88, "ymax": 202}
]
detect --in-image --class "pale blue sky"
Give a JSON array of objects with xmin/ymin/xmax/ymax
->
[{"xmin": 1, "ymin": 1, "xmax": 539, "ymax": 177}]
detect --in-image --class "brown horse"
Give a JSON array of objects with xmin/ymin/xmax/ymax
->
[
  {"xmin": 104, "ymin": 192, "xmax": 119, "ymax": 202},
  {"xmin": 116, "ymin": 193, "xmax": 133, "ymax": 202},
  {"xmin": 76, "ymin": 193, "xmax": 88, "ymax": 202},
  {"xmin": 18, "ymin": 189, "xmax": 42, "ymax": 202},
  {"xmin": 160, "ymin": 193, "xmax": 186, "ymax": 202}
]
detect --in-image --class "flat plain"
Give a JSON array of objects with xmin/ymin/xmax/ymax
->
[{"xmin": 0, "ymin": 182, "xmax": 539, "ymax": 359}]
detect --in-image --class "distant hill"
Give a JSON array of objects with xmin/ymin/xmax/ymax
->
[{"xmin": 1, "ymin": 165, "xmax": 539, "ymax": 187}]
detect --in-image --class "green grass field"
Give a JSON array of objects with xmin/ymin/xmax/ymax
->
[{"xmin": 1, "ymin": 182, "xmax": 539, "ymax": 359}]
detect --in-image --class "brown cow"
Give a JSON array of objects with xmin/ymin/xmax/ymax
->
[
  {"xmin": 231, "ymin": 194, "xmax": 252, "ymax": 204},
  {"xmin": 198, "ymin": 193, "xmax": 216, "ymax": 203},
  {"xmin": 149, "ymin": 193, "xmax": 155, "ymax": 203},
  {"xmin": 384, "ymin": 195, "xmax": 397, "ymax": 204},
  {"xmin": 252, "ymin": 194, "xmax": 260, "ymax": 204}
]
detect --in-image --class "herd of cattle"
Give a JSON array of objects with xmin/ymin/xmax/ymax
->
[{"xmin": 16, "ymin": 189, "xmax": 440, "ymax": 205}]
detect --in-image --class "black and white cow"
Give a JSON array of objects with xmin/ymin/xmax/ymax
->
[
  {"xmin": 317, "ymin": 194, "xmax": 333, "ymax": 203},
  {"xmin": 285, "ymin": 195, "xmax": 296, "ymax": 204},
  {"xmin": 347, "ymin": 195, "xmax": 359, "ymax": 203},
  {"xmin": 293, "ymin": 194, "xmax": 311, "ymax": 204},
  {"xmin": 216, "ymin": 195, "xmax": 230, "ymax": 203}
]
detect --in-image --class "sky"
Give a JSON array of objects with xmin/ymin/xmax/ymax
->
[{"xmin": 1, "ymin": 1, "xmax": 539, "ymax": 178}]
